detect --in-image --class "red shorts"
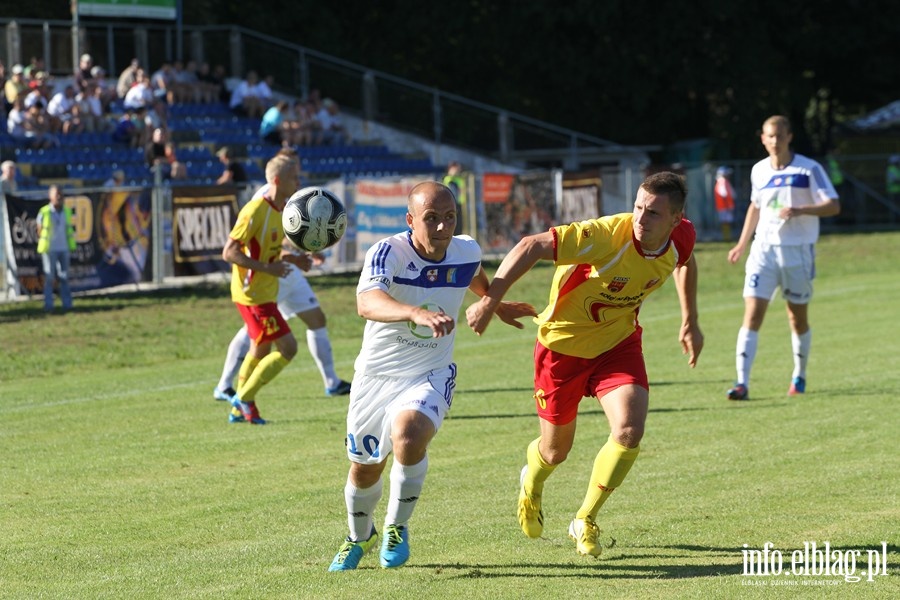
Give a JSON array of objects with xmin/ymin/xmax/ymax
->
[
  {"xmin": 236, "ymin": 302, "xmax": 291, "ymax": 345},
  {"xmin": 533, "ymin": 328, "xmax": 648, "ymax": 425}
]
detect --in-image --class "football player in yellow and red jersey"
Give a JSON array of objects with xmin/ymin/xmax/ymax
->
[
  {"xmin": 467, "ymin": 171, "xmax": 704, "ymax": 558},
  {"xmin": 222, "ymin": 154, "xmax": 301, "ymax": 424}
]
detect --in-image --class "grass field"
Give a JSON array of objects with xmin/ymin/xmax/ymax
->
[{"xmin": 1, "ymin": 232, "xmax": 898, "ymax": 599}]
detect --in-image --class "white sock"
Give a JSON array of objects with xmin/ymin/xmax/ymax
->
[
  {"xmin": 217, "ymin": 327, "xmax": 250, "ymax": 391},
  {"xmin": 792, "ymin": 329, "xmax": 811, "ymax": 379},
  {"xmin": 345, "ymin": 476, "xmax": 383, "ymax": 542},
  {"xmin": 735, "ymin": 327, "xmax": 758, "ymax": 386},
  {"xmin": 307, "ymin": 327, "xmax": 339, "ymax": 389},
  {"xmin": 384, "ymin": 456, "xmax": 428, "ymax": 527}
]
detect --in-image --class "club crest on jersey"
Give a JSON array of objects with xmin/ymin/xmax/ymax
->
[
  {"xmin": 644, "ymin": 278, "xmax": 660, "ymax": 290},
  {"xmin": 426, "ymin": 268, "xmax": 439, "ymax": 282},
  {"xmin": 607, "ymin": 276, "xmax": 629, "ymax": 292}
]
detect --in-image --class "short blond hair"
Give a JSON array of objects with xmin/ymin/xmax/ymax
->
[{"xmin": 265, "ymin": 154, "xmax": 294, "ymax": 183}]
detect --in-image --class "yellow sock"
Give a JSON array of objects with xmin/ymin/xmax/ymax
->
[
  {"xmin": 524, "ymin": 437, "xmax": 556, "ymax": 497},
  {"xmin": 237, "ymin": 356, "xmax": 261, "ymax": 393},
  {"xmin": 237, "ymin": 352, "xmax": 290, "ymax": 402},
  {"xmin": 576, "ymin": 435, "xmax": 640, "ymax": 520}
]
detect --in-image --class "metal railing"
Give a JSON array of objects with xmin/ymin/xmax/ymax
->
[{"xmin": 1, "ymin": 17, "xmax": 654, "ymax": 169}]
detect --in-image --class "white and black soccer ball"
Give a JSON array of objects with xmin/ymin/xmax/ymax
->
[{"xmin": 282, "ymin": 187, "xmax": 348, "ymax": 252}]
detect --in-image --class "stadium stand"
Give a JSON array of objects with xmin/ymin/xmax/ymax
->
[{"xmin": 1, "ymin": 97, "xmax": 436, "ymax": 190}]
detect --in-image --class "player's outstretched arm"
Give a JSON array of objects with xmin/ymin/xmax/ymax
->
[
  {"xmin": 466, "ymin": 231, "xmax": 554, "ymax": 335},
  {"xmin": 673, "ymin": 254, "xmax": 703, "ymax": 368},
  {"xmin": 467, "ymin": 266, "xmax": 538, "ymax": 330}
]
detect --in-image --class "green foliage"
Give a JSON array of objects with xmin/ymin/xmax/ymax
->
[{"xmin": 1, "ymin": 233, "xmax": 898, "ymax": 598}]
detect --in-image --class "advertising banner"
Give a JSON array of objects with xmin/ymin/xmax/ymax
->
[
  {"xmin": 482, "ymin": 172, "xmax": 556, "ymax": 253},
  {"xmin": 3, "ymin": 189, "xmax": 152, "ymax": 295},
  {"xmin": 172, "ymin": 188, "xmax": 238, "ymax": 277},
  {"xmin": 353, "ymin": 178, "xmax": 420, "ymax": 258},
  {"xmin": 561, "ymin": 171, "xmax": 602, "ymax": 222}
]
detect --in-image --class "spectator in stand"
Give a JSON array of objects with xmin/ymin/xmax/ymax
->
[
  {"xmin": 211, "ymin": 64, "xmax": 230, "ymax": 104},
  {"xmin": 171, "ymin": 60, "xmax": 202, "ymax": 103},
  {"xmin": 316, "ymin": 98, "xmax": 350, "ymax": 146},
  {"xmin": 215, "ymin": 147, "xmax": 248, "ymax": 185},
  {"xmin": 196, "ymin": 62, "xmax": 221, "ymax": 104},
  {"xmin": 112, "ymin": 109, "xmax": 140, "ymax": 147},
  {"xmin": 117, "ymin": 59, "xmax": 141, "ymax": 100},
  {"xmin": 149, "ymin": 63, "xmax": 175, "ymax": 105},
  {"xmin": 229, "ymin": 70, "xmax": 269, "ymax": 119},
  {"xmin": 260, "ymin": 100, "xmax": 289, "ymax": 146},
  {"xmin": 124, "ymin": 69, "xmax": 153, "ymax": 110},
  {"xmin": 285, "ymin": 100, "xmax": 315, "ymax": 146},
  {"xmin": 166, "ymin": 142, "xmax": 188, "ymax": 180},
  {"xmin": 47, "ymin": 85, "xmax": 82, "ymax": 135},
  {"xmin": 104, "ymin": 169, "xmax": 125, "ymax": 187},
  {"xmin": 23, "ymin": 56, "xmax": 45, "ymax": 80},
  {"xmin": 0, "ymin": 60, "xmax": 6, "ymax": 113},
  {"xmin": 145, "ymin": 127, "xmax": 169, "ymax": 169},
  {"xmin": 144, "ymin": 97, "xmax": 169, "ymax": 133},
  {"xmin": 1, "ymin": 160, "xmax": 18, "ymax": 195},
  {"xmin": 74, "ymin": 53, "xmax": 94, "ymax": 94},
  {"xmin": 90, "ymin": 66, "xmax": 117, "ymax": 112},
  {"xmin": 5, "ymin": 65, "xmax": 28, "ymax": 112},
  {"xmin": 12, "ymin": 100, "xmax": 60, "ymax": 149},
  {"xmin": 77, "ymin": 83, "xmax": 112, "ymax": 133}
]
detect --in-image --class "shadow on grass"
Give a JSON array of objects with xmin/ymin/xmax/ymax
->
[
  {"xmin": 0, "ymin": 284, "xmax": 229, "ymax": 323},
  {"xmin": 416, "ymin": 544, "xmax": 744, "ymax": 579}
]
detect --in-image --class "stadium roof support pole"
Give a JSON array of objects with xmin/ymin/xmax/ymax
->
[
  {"xmin": 134, "ymin": 28, "xmax": 149, "ymax": 74},
  {"xmin": 567, "ymin": 134, "xmax": 580, "ymax": 170},
  {"xmin": 70, "ymin": 1, "xmax": 78, "ymax": 73},
  {"xmin": 432, "ymin": 90, "xmax": 443, "ymax": 163},
  {"xmin": 498, "ymin": 111, "xmax": 510, "ymax": 163},
  {"xmin": 6, "ymin": 21, "xmax": 21, "ymax": 69},
  {"xmin": 229, "ymin": 28, "xmax": 243, "ymax": 82},
  {"xmin": 43, "ymin": 21, "xmax": 52, "ymax": 74},
  {"xmin": 190, "ymin": 30, "xmax": 203, "ymax": 65},
  {"xmin": 298, "ymin": 49, "xmax": 310, "ymax": 100}
]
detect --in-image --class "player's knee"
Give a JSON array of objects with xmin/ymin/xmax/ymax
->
[{"xmin": 612, "ymin": 425, "xmax": 644, "ymax": 449}]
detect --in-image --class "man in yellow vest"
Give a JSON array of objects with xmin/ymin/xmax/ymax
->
[
  {"xmin": 442, "ymin": 161, "xmax": 466, "ymax": 235},
  {"xmin": 887, "ymin": 155, "xmax": 900, "ymax": 204},
  {"xmin": 36, "ymin": 185, "xmax": 76, "ymax": 312}
]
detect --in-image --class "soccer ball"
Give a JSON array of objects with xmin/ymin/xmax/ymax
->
[{"xmin": 282, "ymin": 187, "xmax": 348, "ymax": 251}]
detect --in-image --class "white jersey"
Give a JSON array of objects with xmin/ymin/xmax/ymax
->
[
  {"xmin": 750, "ymin": 153, "xmax": 838, "ymax": 246},
  {"xmin": 355, "ymin": 231, "xmax": 482, "ymax": 376}
]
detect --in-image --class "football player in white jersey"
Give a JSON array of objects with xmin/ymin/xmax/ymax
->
[
  {"xmin": 726, "ymin": 115, "xmax": 840, "ymax": 400},
  {"xmin": 328, "ymin": 181, "xmax": 535, "ymax": 571}
]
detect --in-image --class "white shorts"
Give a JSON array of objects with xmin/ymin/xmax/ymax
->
[
  {"xmin": 345, "ymin": 365, "xmax": 456, "ymax": 465},
  {"xmin": 744, "ymin": 242, "xmax": 815, "ymax": 304},
  {"xmin": 277, "ymin": 267, "xmax": 319, "ymax": 319}
]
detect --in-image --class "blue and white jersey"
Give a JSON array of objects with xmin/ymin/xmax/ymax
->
[
  {"xmin": 750, "ymin": 153, "xmax": 838, "ymax": 246},
  {"xmin": 355, "ymin": 231, "xmax": 482, "ymax": 376}
]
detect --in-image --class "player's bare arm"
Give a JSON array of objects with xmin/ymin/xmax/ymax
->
[
  {"xmin": 467, "ymin": 231, "xmax": 554, "ymax": 335},
  {"xmin": 673, "ymin": 254, "xmax": 703, "ymax": 367},
  {"xmin": 222, "ymin": 237, "xmax": 291, "ymax": 277},
  {"xmin": 358, "ymin": 288, "xmax": 455, "ymax": 337},
  {"xmin": 778, "ymin": 197, "xmax": 841, "ymax": 220},
  {"xmin": 728, "ymin": 203, "xmax": 760, "ymax": 264},
  {"xmin": 467, "ymin": 266, "xmax": 538, "ymax": 331}
]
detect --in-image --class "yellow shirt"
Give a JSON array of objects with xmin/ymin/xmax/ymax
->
[
  {"xmin": 536, "ymin": 213, "xmax": 695, "ymax": 359},
  {"xmin": 228, "ymin": 193, "xmax": 284, "ymax": 306}
]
